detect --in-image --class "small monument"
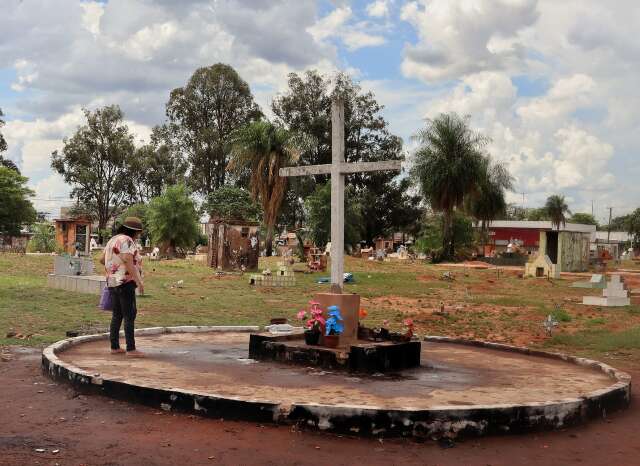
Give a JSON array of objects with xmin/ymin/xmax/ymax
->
[
  {"xmin": 249, "ymin": 261, "xmax": 296, "ymax": 287},
  {"xmin": 582, "ymin": 274, "xmax": 630, "ymax": 307},
  {"xmin": 47, "ymin": 255, "xmax": 106, "ymax": 295},
  {"xmin": 571, "ymin": 274, "xmax": 606, "ymax": 289}
]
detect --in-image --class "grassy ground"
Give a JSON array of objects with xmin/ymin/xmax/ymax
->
[{"xmin": 2, "ymin": 253, "xmax": 640, "ymax": 367}]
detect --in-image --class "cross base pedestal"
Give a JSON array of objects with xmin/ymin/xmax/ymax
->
[{"xmin": 313, "ymin": 292, "xmax": 360, "ymax": 347}]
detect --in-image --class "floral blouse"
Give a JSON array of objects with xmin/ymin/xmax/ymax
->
[{"xmin": 104, "ymin": 234, "xmax": 142, "ymax": 288}]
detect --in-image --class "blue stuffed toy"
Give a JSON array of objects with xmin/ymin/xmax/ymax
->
[{"xmin": 325, "ymin": 305, "xmax": 344, "ymax": 336}]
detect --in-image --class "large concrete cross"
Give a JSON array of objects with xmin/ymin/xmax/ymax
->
[{"xmin": 279, "ymin": 98, "xmax": 402, "ymax": 293}]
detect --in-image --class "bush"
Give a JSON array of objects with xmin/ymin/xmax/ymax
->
[
  {"xmin": 26, "ymin": 223, "xmax": 56, "ymax": 253},
  {"xmin": 147, "ymin": 184, "xmax": 200, "ymax": 256},
  {"xmin": 415, "ymin": 212, "xmax": 476, "ymax": 260}
]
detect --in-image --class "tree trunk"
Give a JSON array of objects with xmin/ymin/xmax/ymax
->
[
  {"xmin": 265, "ymin": 226, "xmax": 274, "ymax": 257},
  {"xmin": 98, "ymin": 218, "xmax": 107, "ymax": 244},
  {"xmin": 442, "ymin": 210, "xmax": 454, "ymax": 258}
]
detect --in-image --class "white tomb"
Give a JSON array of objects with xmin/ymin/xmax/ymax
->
[{"xmin": 582, "ymin": 274, "xmax": 630, "ymax": 307}]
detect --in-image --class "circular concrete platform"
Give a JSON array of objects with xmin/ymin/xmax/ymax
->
[{"xmin": 42, "ymin": 327, "xmax": 631, "ymax": 438}]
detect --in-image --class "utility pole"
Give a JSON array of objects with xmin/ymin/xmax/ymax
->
[
  {"xmin": 607, "ymin": 207, "xmax": 613, "ymax": 242},
  {"xmin": 591, "ymin": 200, "xmax": 594, "ymax": 217}
]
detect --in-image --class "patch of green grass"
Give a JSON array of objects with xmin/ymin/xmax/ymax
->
[
  {"xmin": 551, "ymin": 308, "xmax": 572, "ymax": 322},
  {"xmin": 547, "ymin": 326, "xmax": 640, "ymax": 352},
  {"xmin": 586, "ymin": 317, "xmax": 606, "ymax": 326}
]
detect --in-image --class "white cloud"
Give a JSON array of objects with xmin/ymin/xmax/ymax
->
[
  {"xmin": 400, "ymin": 0, "xmax": 539, "ymax": 82},
  {"xmin": 367, "ymin": 0, "xmax": 391, "ymax": 18},
  {"xmin": 308, "ymin": 6, "xmax": 387, "ymax": 51},
  {"xmin": 80, "ymin": 1, "xmax": 104, "ymax": 36}
]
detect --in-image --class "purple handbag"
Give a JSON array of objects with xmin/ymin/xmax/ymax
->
[{"xmin": 99, "ymin": 286, "xmax": 113, "ymax": 311}]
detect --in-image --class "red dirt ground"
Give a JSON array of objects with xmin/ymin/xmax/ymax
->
[{"xmin": 1, "ymin": 347, "xmax": 639, "ymax": 466}]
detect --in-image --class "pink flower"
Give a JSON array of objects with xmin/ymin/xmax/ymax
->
[
  {"xmin": 382, "ymin": 319, "xmax": 389, "ymax": 327},
  {"xmin": 404, "ymin": 318, "xmax": 414, "ymax": 327},
  {"xmin": 296, "ymin": 310, "xmax": 307, "ymax": 320}
]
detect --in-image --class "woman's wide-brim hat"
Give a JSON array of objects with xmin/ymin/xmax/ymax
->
[{"xmin": 123, "ymin": 217, "xmax": 143, "ymax": 231}]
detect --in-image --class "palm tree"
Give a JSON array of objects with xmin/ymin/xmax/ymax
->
[
  {"xmin": 466, "ymin": 157, "xmax": 514, "ymax": 236},
  {"xmin": 545, "ymin": 194, "xmax": 571, "ymax": 230},
  {"xmin": 228, "ymin": 121, "xmax": 303, "ymax": 256},
  {"xmin": 411, "ymin": 113, "xmax": 487, "ymax": 258}
]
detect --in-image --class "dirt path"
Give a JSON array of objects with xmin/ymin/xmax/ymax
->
[{"xmin": 1, "ymin": 347, "xmax": 639, "ymax": 466}]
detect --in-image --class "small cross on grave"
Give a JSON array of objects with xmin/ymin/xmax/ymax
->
[
  {"xmin": 279, "ymin": 97, "xmax": 401, "ymax": 346},
  {"xmin": 279, "ymin": 98, "xmax": 402, "ymax": 294}
]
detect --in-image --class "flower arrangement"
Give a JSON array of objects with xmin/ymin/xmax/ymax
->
[
  {"xmin": 325, "ymin": 306, "xmax": 344, "ymax": 336},
  {"xmin": 403, "ymin": 318, "xmax": 415, "ymax": 338},
  {"xmin": 297, "ymin": 301, "xmax": 325, "ymax": 334}
]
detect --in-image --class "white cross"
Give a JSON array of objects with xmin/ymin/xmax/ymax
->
[{"xmin": 279, "ymin": 98, "xmax": 402, "ymax": 293}]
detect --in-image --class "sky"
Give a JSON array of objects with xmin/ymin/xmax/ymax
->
[{"xmin": 1, "ymin": 0, "xmax": 639, "ymax": 223}]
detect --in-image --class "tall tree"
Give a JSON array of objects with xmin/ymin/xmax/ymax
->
[
  {"xmin": 51, "ymin": 105, "xmax": 135, "ymax": 240},
  {"xmin": 129, "ymin": 137, "xmax": 187, "ymax": 203},
  {"xmin": 228, "ymin": 120, "xmax": 302, "ymax": 256},
  {"xmin": 624, "ymin": 208, "xmax": 640, "ymax": 244},
  {"xmin": 0, "ymin": 166, "xmax": 37, "ymax": 235},
  {"xmin": 272, "ymin": 70, "xmax": 415, "ymax": 241},
  {"xmin": 411, "ymin": 113, "xmax": 487, "ymax": 257},
  {"xmin": 146, "ymin": 184, "xmax": 200, "ymax": 257},
  {"xmin": 466, "ymin": 157, "xmax": 513, "ymax": 231},
  {"xmin": 160, "ymin": 64, "xmax": 262, "ymax": 196},
  {"xmin": 544, "ymin": 194, "xmax": 571, "ymax": 230}
]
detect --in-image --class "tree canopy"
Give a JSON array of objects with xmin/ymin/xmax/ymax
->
[
  {"xmin": 411, "ymin": 113, "xmax": 489, "ymax": 257},
  {"xmin": 0, "ymin": 108, "xmax": 19, "ymax": 174},
  {"xmin": 569, "ymin": 212, "xmax": 598, "ymax": 226},
  {"xmin": 160, "ymin": 63, "xmax": 262, "ymax": 196},
  {"xmin": 129, "ymin": 138, "xmax": 187, "ymax": 203},
  {"xmin": 228, "ymin": 120, "xmax": 302, "ymax": 255},
  {"xmin": 51, "ymin": 106, "xmax": 136, "ymax": 239},
  {"xmin": 0, "ymin": 166, "xmax": 37, "ymax": 235},
  {"xmin": 544, "ymin": 195, "xmax": 571, "ymax": 230},
  {"xmin": 0, "ymin": 108, "xmax": 7, "ymax": 154},
  {"xmin": 146, "ymin": 184, "xmax": 200, "ymax": 256},
  {"xmin": 272, "ymin": 70, "xmax": 416, "ymax": 241},
  {"xmin": 465, "ymin": 157, "xmax": 513, "ymax": 230},
  {"xmin": 304, "ymin": 182, "xmax": 362, "ymax": 249},
  {"xmin": 203, "ymin": 186, "xmax": 260, "ymax": 222}
]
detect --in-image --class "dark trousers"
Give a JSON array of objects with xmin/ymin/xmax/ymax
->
[{"xmin": 109, "ymin": 281, "xmax": 137, "ymax": 351}]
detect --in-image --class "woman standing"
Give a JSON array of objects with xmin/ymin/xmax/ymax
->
[{"xmin": 102, "ymin": 217, "xmax": 145, "ymax": 357}]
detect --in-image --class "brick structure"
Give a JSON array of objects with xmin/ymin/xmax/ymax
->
[
  {"xmin": 54, "ymin": 217, "xmax": 92, "ymax": 255},
  {"xmin": 207, "ymin": 217, "xmax": 259, "ymax": 271}
]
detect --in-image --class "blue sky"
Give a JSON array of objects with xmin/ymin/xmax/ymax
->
[{"xmin": 1, "ymin": 0, "xmax": 639, "ymax": 222}]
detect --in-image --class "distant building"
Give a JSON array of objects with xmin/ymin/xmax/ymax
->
[
  {"xmin": 54, "ymin": 217, "xmax": 92, "ymax": 255},
  {"xmin": 0, "ymin": 230, "xmax": 33, "ymax": 252},
  {"xmin": 591, "ymin": 231, "xmax": 632, "ymax": 259},
  {"xmin": 483, "ymin": 221, "xmax": 596, "ymax": 256}
]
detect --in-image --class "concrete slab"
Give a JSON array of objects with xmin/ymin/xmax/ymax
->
[
  {"xmin": 43, "ymin": 328, "xmax": 631, "ymax": 439},
  {"xmin": 47, "ymin": 273, "xmax": 106, "ymax": 295}
]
